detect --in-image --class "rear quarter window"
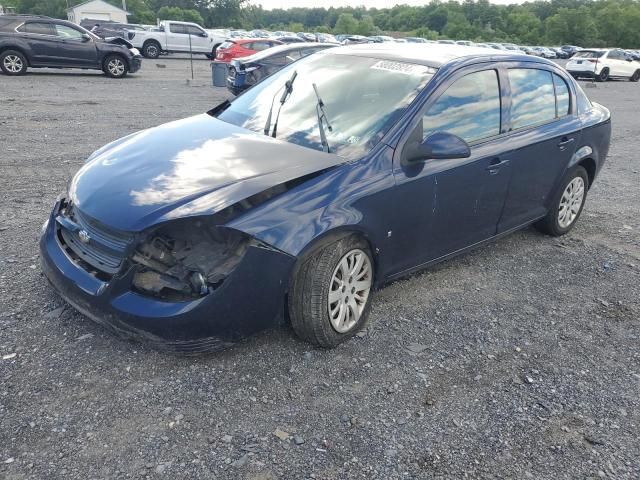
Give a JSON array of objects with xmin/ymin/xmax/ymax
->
[
  {"xmin": 18, "ymin": 22, "xmax": 55, "ymax": 35},
  {"xmin": 553, "ymin": 74, "xmax": 570, "ymax": 116}
]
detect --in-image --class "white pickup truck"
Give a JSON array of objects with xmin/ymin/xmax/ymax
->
[{"xmin": 129, "ymin": 21, "xmax": 228, "ymax": 59}]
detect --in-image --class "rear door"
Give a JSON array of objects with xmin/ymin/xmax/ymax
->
[
  {"xmin": 497, "ymin": 66, "xmax": 581, "ymax": 232},
  {"xmin": 15, "ymin": 21, "xmax": 59, "ymax": 65},
  {"xmin": 52, "ymin": 23, "xmax": 98, "ymax": 67}
]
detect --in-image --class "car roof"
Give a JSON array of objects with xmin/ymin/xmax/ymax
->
[
  {"xmin": 328, "ymin": 43, "xmax": 531, "ymax": 68},
  {"xmin": 238, "ymin": 42, "xmax": 336, "ymax": 61}
]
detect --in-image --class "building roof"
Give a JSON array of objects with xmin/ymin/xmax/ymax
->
[{"xmin": 66, "ymin": 0, "xmax": 129, "ymax": 14}]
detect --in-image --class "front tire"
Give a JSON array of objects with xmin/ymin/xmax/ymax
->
[
  {"xmin": 289, "ymin": 236, "xmax": 374, "ymax": 348},
  {"xmin": 0, "ymin": 50, "xmax": 27, "ymax": 75},
  {"xmin": 630, "ymin": 70, "xmax": 640, "ymax": 82},
  {"xmin": 535, "ymin": 166, "xmax": 589, "ymax": 237},
  {"xmin": 142, "ymin": 41, "xmax": 161, "ymax": 59},
  {"xmin": 103, "ymin": 54, "xmax": 128, "ymax": 78}
]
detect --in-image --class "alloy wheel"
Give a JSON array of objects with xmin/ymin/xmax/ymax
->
[
  {"xmin": 558, "ymin": 177, "xmax": 585, "ymax": 228},
  {"xmin": 328, "ymin": 248, "xmax": 372, "ymax": 333},
  {"xmin": 107, "ymin": 58, "xmax": 125, "ymax": 77},
  {"xmin": 3, "ymin": 54, "xmax": 23, "ymax": 73}
]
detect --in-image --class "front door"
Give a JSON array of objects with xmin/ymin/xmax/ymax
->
[
  {"xmin": 391, "ymin": 68, "xmax": 512, "ymax": 273},
  {"xmin": 185, "ymin": 25, "xmax": 212, "ymax": 53},
  {"xmin": 52, "ymin": 23, "xmax": 98, "ymax": 67},
  {"xmin": 166, "ymin": 23, "xmax": 189, "ymax": 51},
  {"xmin": 497, "ymin": 67, "xmax": 580, "ymax": 232}
]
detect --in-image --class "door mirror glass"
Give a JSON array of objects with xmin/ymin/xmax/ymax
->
[{"xmin": 407, "ymin": 131, "xmax": 471, "ymax": 163}]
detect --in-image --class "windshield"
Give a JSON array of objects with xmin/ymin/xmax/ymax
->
[
  {"xmin": 217, "ymin": 52, "xmax": 435, "ymax": 158},
  {"xmin": 573, "ymin": 50, "xmax": 605, "ymax": 58}
]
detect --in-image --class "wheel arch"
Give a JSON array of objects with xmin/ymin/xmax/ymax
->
[
  {"xmin": 142, "ymin": 38, "xmax": 161, "ymax": 48},
  {"xmin": 102, "ymin": 51, "xmax": 130, "ymax": 69},
  {"xmin": 577, "ymin": 157, "xmax": 596, "ymax": 189},
  {"xmin": 567, "ymin": 145, "xmax": 597, "ymax": 190},
  {"xmin": 288, "ymin": 226, "xmax": 381, "ymax": 290},
  {"xmin": 0, "ymin": 45, "xmax": 31, "ymax": 66}
]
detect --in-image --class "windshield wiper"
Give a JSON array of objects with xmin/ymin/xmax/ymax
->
[
  {"xmin": 263, "ymin": 70, "xmax": 297, "ymax": 137},
  {"xmin": 312, "ymin": 83, "xmax": 333, "ymax": 153}
]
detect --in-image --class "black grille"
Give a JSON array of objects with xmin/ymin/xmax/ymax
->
[{"xmin": 57, "ymin": 205, "xmax": 134, "ymax": 275}]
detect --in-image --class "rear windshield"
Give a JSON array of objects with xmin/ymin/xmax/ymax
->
[
  {"xmin": 573, "ymin": 51, "xmax": 605, "ymax": 58},
  {"xmin": 219, "ymin": 41, "xmax": 235, "ymax": 49}
]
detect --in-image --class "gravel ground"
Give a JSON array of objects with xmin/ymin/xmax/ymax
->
[{"xmin": 1, "ymin": 58, "xmax": 639, "ymax": 480}]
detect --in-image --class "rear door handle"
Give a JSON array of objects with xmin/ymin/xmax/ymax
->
[{"xmin": 557, "ymin": 137, "xmax": 575, "ymax": 150}]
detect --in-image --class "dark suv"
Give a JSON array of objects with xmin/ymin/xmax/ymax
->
[{"xmin": 0, "ymin": 15, "xmax": 142, "ymax": 78}]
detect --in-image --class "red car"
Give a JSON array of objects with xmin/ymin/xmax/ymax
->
[{"xmin": 215, "ymin": 39, "xmax": 282, "ymax": 63}]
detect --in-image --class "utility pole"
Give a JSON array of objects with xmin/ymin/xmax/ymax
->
[{"xmin": 122, "ymin": 0, "xmax": 127, "ymax": 12}]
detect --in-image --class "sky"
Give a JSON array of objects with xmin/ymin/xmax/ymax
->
[{"xmin": 250, "ymin": 0, "xmax": 526, "ymax": 9}]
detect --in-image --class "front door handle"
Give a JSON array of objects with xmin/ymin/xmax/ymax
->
[
  {"xmin": 486, "ymin": 158, "xmax": 510, "ymax": 173},
  {"xmin": 557, "ymin": 137, "xmax": 575, "ymax": 150}
]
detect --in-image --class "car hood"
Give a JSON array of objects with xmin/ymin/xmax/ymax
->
[
  {"xmin": 69, "ymin": 114, "xmax": 344, "ymax": 232},
  {"xmin": 102, "ymin": 37, "xmax": 134, "ymax": 49}
]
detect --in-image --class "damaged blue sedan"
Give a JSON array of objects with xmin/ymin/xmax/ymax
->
[{"xmin": 40, "ymin": 44, "xmax": 611, "ymax": 353}]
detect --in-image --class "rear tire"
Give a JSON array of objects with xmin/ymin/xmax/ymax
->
[
  {"xmin": 0, "ymin": 50, "xmax": 27, "ymax": 75},
  {"xmin": 630, "ymin": 70, "xmax": 640, "ymax": 82},
  {"xmin": 103, "ymin": 54, "xmax": 128, "ymax": 78},
  {"xmin": 535, "ymin": 166, "xmax": 589, "ymax": 237},
  {"xmin": 289, "ymin": 235, "xmax": 374, "ymax": 348},
  {"xmin": 142, "ymin": 41, "xmax": 161, "ymax": 59},
  {"xmin": 596, "ymin": 68, "xmax": 609, "ymax": 82}
]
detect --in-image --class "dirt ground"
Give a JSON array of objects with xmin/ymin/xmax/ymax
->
[{"xmin": 0, "ymin": 57, "xmax": 638, "ymax": 479}]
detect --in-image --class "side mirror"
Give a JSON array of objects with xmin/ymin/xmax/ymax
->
[
  {"xmin": 201, "ymin": 31, "xmax": 208, "ymax": 37},
  {"xmin": 406, "ymin": 131, "xmax": 471, "ymax": 163},
  {"xmin": 81, "ymin": 33, "xmax": 91, "ymax": 42}
]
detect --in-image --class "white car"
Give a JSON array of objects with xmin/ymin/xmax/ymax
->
[
  {"xmin": 566, "ymin": 48, "xmax": 640, "ymax": 82},
  {"xmin": 129, "ymin": 21, "xmax": 227, "ymax": 59}
]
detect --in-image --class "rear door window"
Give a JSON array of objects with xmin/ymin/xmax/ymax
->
[
  {"xmin": 422, "ymin": 69, "xmax": 501, "ymax": 144},
  {"xmin": 508, "ymin": 69, "xmax": 556, "ymax": 130},
  {"xmin": 19, "ymin": 22, "xmax": 55, "ymax": 36}
]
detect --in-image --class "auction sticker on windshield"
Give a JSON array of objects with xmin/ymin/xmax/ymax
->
[{"xmin": 370, "ymin": 60, "xmax": 435, "ymax": 75}]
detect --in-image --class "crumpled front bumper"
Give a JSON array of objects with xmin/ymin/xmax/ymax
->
[
  {"xmin": 39, "ymin": 199, "xmax": 295, "ymax": 354},
  {"xmin": 129, "ymin": 54, "xmax": 142, "ymax": 73}
]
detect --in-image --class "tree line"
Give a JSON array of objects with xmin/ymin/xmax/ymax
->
[{"xmin": 4, "ymin": 0, "xmax": 640, "ymax": 48}]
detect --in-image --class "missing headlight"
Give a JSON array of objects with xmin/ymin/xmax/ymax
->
[{"xmin": 131, "ymin": 222, "xmax": 250, "ymax": 301}]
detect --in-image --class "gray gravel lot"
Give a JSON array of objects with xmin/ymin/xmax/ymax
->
[{"xmin": 1, "ymin": 58, "xmax": 639, "ymax": 480}]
